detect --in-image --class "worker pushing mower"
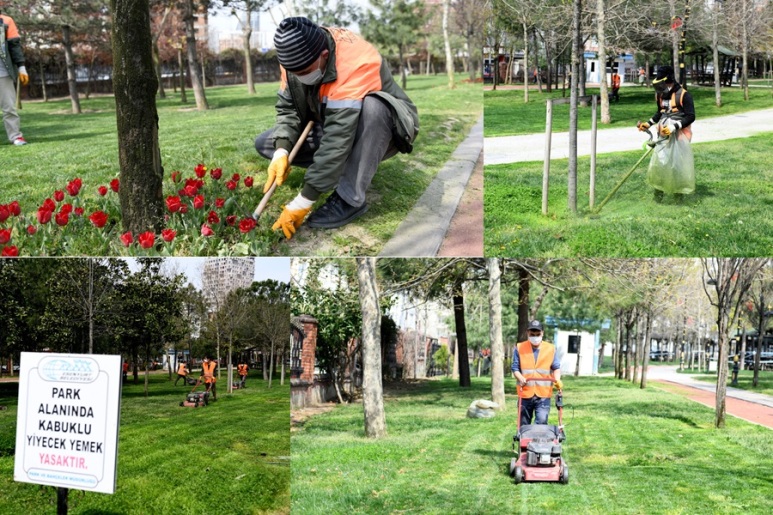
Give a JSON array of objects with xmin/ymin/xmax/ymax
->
[
  {"xmin": 180, "ymin": 356, "xmax": 218, "ymax": 407},
  {"xmin": 253, "ymin": 16, "xmax": 419, "ymax": 239},
  {"xmin": 595, "ymin": 65, "xmax": 696, "ymax": 213},
  {"xmin": 510, "ymin": 320, "xmax": 567, "ymax": 484}
]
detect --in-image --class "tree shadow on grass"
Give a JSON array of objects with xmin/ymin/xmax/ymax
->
[
  {"xmin": 580, "ymin": 400, "xmax": 702, "ymax": 428},
  {"xmin": 208, "ymin": 94, "xmax": 279, "ymax": 111}
]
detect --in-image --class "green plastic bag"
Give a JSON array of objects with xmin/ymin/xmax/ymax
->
[{"xmin": 646, "ymin": 131, "xmax": 695, "ymax": 194}]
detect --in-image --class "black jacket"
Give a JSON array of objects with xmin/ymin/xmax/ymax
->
[{"xmin": 649, "ymin": 82, "xmax": 695, "ymax": 130}]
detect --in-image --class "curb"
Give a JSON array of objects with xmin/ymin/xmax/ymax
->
[{"xmin": 380, "ymin": 116, "xmax": 483, "ymax": 257}]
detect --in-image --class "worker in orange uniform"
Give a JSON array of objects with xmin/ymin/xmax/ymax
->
[
  {"xmin": 610, "ymin": 71, "xmax": 621, "ymax": 103},
  {"xmin": 200, "ymin": 356, "xmax": 217, "ymax": 400},
  {"xmin": 237, "ymin": 361, "xmax": 249, "ymax": 388},
  {"xmin": 0, "ymin": 10, "xmax": 29, "ymax": 145},
  {"xmin": 511, "ymin": 320, "xmax": 563, "ymax": 426},
  {"xmin": 174, "ymin": 361, "xmax": 189, "ymax": 386},
  {"xmin": 254, "ymin": 17, "xmax": 419, "ymax": 238}
]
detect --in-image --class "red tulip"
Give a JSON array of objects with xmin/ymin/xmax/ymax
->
[
  {"xmin": 161, "ymin": 228, "xmax": 176, "ymax": 242},
  {"xmin": 27, "ymin": 225, "xmax": 37, "ymax": 236},
  {"xmin": 0, "ymin": 205, "xmax": 9, "ymax": 223},
  {"xmin": 42, "ymin": 198, "xmax": 56, "ymax": 212},
  {"xmin": 210, "ymin": 168, "xmax": 222, "ymax": 180},
  {"xmin": 98, "ymin": 186, "xmax": 108, "ymax": 196},
  {"xmin": 9, "ymin": 201, "xmax": 21, "ymax": 216},
  {"xmin": 60, "ymin": 203, "xmax": 73, "ymax": 215},
  {"xmin": 0, "ymin": 228, "xmax": 11, "ymax": 245},
  {"xmin": 66, "ymin": 179, "xmax": 81, "ymax": 196},
  {"xmin": 193, "ymin": 195, "xmax": 205, "ymax": 210},
  {"xmin": 207, "ymin": 210, "xmax": 220, "ymax": 225},
  {"xmin": 226, "ymin": 215, "xmax": 237, "ymax": 226},
  {"xmin": 37, "ymin": 208, "xmax": 52, "ymax": 225},
  {"xmin": 1, "ymin": 245, "xmax": 18, "ymax": 257},
  {"xmin": 138, "ymin": 231, "xmax": 155, "ymax": 249},
  {"xmin": 226, "ymin": 180, "xmax": 237, "ymax": 191},
  {"xmin": 55, "ymin": 211, "xmax": 69, "ymax": 227},
  {"xmin": 120, "ymin": 231, "xmax": 133, "ymax": 247},
  {"xmin": 110, "ymin": 179, "xmax": 120, "ymax": 192},
  {"xmin": 180, "ymin": 205, "xmax": 189, "ymax": 214},
  {"xmin": 194, "ymin": 164, "xmax": 207, "ymax": 178},
  {"xmin": 239, "ymin": 217, "xmax": 256, "ymax": 234},
  {"xmin": 89, "ymin": 211, "xmax": 108, "ymax": 228},
  {"xmin": 184, "ymin": 184, "xmax": 197, "ymax": 197},
  {"xmin": 201, "ymin": 223, "xmax": 215, "ymax": 237},
  {"xmin": 244, "ymin": 177, "xmax": 254, "ymax": 188},
  {"xmin": 171, "ymin": 171, "xmax": 181, "ymax": 183},
  {"xmin": 74, "ymin": 207, "xmax": 84, "ymax": 217},
  {"xmin": 54, "ymin": 190, "xmax": 65, "ymax": 202},
  {"xmin": 166, "ymin": 196, "xmax": 182, "ymax": 213},
  {"xmin": 215, "ymin": 198, "xmax": 225, "ymax": 208},
  {"xmin": 232, "ymin": 173, "xmax": 241, "ymax": 182}
]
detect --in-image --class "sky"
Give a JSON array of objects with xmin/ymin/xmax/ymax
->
[{"xmin": 125, "ymin": 258, "xmax": 291, "ymax": 289}]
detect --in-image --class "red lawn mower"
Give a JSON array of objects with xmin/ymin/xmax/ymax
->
[
  {"xmin": 179, "ymin": 378, "xmax": 211, "ymax": 408},
  {"xmin": 509, "ymin": 378, "xmax": 568, "ymax": 484}
]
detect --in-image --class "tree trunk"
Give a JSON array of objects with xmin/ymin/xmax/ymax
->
[
  {"xmin": 568, "ymin": 0, "xmax": 581, "ymax": 213},
  {"xmin": 280, "ymin": 348, "xmax": 286, "ymax": 386},
  {"xmin": 39, "ymin": 60, "xmax": 48, "ymax": 102},
  {"xmin": 453, "ymin": 277, "xmax": 472, "ymax": 387},
  {"xmin": 715, "ymin": 313, "xmax": 729, "ymax": 428},
  {"xmin": 712, "ymin": 6, "xmax": 722, "ymax": 107},
  {"xmin": 597, "ymin": 0, "xmax": 610, "ymax": 124},
  {"xmin": 488, "ymin": 259, "xmax": 506, "ymax": 409},
  {"xmin": 154, "ymin": 42, "xmax": 166, "ymax": 99},
  {"xmin": 442, "ymin": 0, "xmax": 454, "ymax": 89},
  {"xmin": 574, "ymin": 332, "xmax": 581, "ymax": 377},
  {"xmin": 669, "ymin": 0, "xmax": 679, "ymax": 72},
  {"xmin": 184, "ymin": 0, "xmax": 208, "ymax": 110},
  {"xmin": 399, "ymin": 45, "xmax": 407, "ymax": 90},
  {"xmin": 357, "ymin": 257, "xmax": 387, "ymax": 438},
  {"xmin": 111, "ymin": 0, "xmax": 165, "ymax": 235},
  {"xmin": 640, "ymin": 312, "xmax": 652, "ymax": 389},
  {"xmin": 61, "ymin": 24, "xmax": 82, "ymax": 114},
  {"xmin": 523, "ymin": 21, "xmax": 529, "ymax": 104},
  {"xmin": 243, "ymin": 8, "xmax": 256, "ymax": 95},
  {"xmin": 268, "ymin": 340, "xmax": 275, "ymax": 388},
  {"xmin": 228, "ymin": 343, "xmax": 233, "ymax": 394},
  {"xmin": 632, "ymin": 317, "xmax": 642, "ymax": 384},
  {"xmin": 742, "ymin": 0, "xmax": 749, "ymax": 101},
  {"xmin": 517, "ymin": 267, "xmax": 530, "ymax": 342}
]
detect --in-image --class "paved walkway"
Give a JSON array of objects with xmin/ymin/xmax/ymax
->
[
  {"xmin": 646, "ymin": 365, "xmax": 773, "ymax": 429},
  {"xmin": 437, "ymin": 151, "xmax": 483, "ymax": 257},
  {"xmin": 485, "ymin": 107, "xmax": 773, "ymax": 165},
  {"xmin": 381, "ymin": 116, "xmax": 483, "ymax": 257}
]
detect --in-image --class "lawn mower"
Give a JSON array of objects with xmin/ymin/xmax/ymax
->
[
  {"xmin": 509, "ymin": 379, "xmax": 568, "ymax": 484},
  {"xmin": 179, "ymin": 378, "xmax": 210, "ymax": 408}
]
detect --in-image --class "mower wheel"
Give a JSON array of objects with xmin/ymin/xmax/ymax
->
[
  {"xmin": 560, "ymin": 465, "xmax": 569, "ymax": 484},
  {"xmin": 509, "ymin": 458, "xmax": 517, "ymax": 477},
  {"xmin": 513, "ymin": 466, "xmax": 524, "ymax": 484}
]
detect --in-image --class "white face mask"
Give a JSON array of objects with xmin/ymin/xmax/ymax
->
[
  {"xmin": 528, "ymin": 336, "xmax": 542, "ymax": 345},
  {"xmin": 296, "ymin": 60, "xmax": 323, "ymax": 86}
]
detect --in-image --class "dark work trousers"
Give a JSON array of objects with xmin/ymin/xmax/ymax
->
[
  {"xmin": 254, "ymin": 96, "xmax": 399, "ymax": 208},
  {"xmin": 520, "ymin": 396, "xmax": 551, "ymax": 427}
]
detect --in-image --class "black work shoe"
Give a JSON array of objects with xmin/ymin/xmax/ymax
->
[
  {"xmin": 653, "ymin": 189, "xmax": 664, "ymax": 203},
  {"xmin": 306, "ymin": 191, "xmax": 368, "ymax": 229}
]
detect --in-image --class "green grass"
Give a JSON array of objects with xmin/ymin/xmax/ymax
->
[
  {"xmin": 0, "ymin": 373, "xmax": 290, "ymax": 514},
  {"xmin": 291, "ymin": 377, "xmax": 773, "ymax": 514},
  {"xmin": 484, "ymin": 133, "xmax": 773, "ymax": 257},
  {"xmin": 484, "ymin": 86, "xmax": 773, "ymax": 137},
  {"xmin": 685, "ymin": 369, "xmax": 773, "ymax": 397},
  {"xmin": 1, "ymin": 75, "xmax": 481, "ymax": 256}
]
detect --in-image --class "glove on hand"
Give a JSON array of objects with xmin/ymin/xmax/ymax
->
[
  {"xmin": 264, "ymin": 148, "xmax": 290, "ymax": 193},
  {"xmin": 660, "ymin": 121, "xmax": 677, "ymax": 137},
  {"xmin": 17, "ymin": 66, "xmax": 29, "ymax": 86},
  {"xmin": 555, "ymin": 379, "xmax": 564, "ymax": 390},
  {"xmin": 637, "ymin": 121, "xmax": 651, "ymax": 132},
  {"xmin": 272, "ymin": 205, "xmax": 311, "ymax": 239}
]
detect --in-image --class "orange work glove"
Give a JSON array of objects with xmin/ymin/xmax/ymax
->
[
  {"xmin": 555, "ymin": 379, "xmax": 564, "ymax": 391},
  {"xmin": 637, "ymin": 121, "xmax": 651, "ymax": 132},
  {"xmin": 272, "ymin": 205, "xmax": 311, "ymax": 239},
  {"xmin": 264, "ymin": 148, "xmax": 290, "ymax": 193},
  {"xmin": 18, "ymin": 66, "xmax": 29, "ymax": 86}
]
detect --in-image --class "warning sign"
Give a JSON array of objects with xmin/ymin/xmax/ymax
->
[{"xmin": 14, "ymin": 353, "xmax": 121, "ymax": 494}]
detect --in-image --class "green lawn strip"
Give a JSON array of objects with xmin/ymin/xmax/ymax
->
[
  {"xmin": 484, "ymin": 86, "xmax": 773, "ymax": 137},
  {"xmin": 682, "ymin": 369, "xmax": 773, "ymax": 397},
  {"xmin": 0, "ymin": 374, "xmax": 289, "ymax": 514},
  {"xmin": 484, "ymin": 132, "xmax": 773, "ymax": 257},
  {"xmin": 2, "ymin": 76, "xmax": 480, "ymax": 256},
  {"xmin": 291, "ymin": 377, "xmax": 773, "ymax": 514}
]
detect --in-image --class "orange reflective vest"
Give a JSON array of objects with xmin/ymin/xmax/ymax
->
[
  {"xmin": 177, "ymin": 363, "xmax": 187, "ymax": 376},
  {"xmin": 201, "ymin": 361, "xmax": 216, "ymax": 383},
  {"xmin": 517, "ymin": 341, "xmax": 556, "ymax": 399},
  {"xmin": 237, "ymin": 364, "xmax": 248, "ymax": 376},
  {"xmin": 611, "ymin": 74, "xmax": 621, "ymax": 88}
]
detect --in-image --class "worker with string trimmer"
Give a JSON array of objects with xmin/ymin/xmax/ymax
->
[
  {"xmin": 253, "ymin": 17, "xmax": 419, "ymax": 239},
  {"xmin": 636, "ymin": 65, "xmax": 696, "ymax": 203}
]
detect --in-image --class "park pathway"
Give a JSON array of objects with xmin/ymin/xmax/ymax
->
[
  {"xmin": 485, "ymin": 107, "xmax": 773, "ymax": 165},
  {"xmin": 647, "ymin": 365, "xmax": 773, "ymax": 429}
]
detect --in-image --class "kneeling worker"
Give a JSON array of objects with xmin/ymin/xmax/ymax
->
[
  {"xmin": 512, "ymin": 320, "xmax": 563, "ymax": 427},
  {"xmin": 255, "ymin": 17, "xmax": 419, "ymax": 239}
]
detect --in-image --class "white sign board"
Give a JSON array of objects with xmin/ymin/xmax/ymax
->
[{"xmin": 14, "ymin": 353, "xmax": 122, "ymax": 494}]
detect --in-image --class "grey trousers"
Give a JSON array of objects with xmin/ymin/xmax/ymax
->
[
  {"xmin": 0, "ymin": 76, "xmax": 22, "ymax": 142},
  {"xmin": 255, "ymin": 96, "xmax": 398, "ymax": 207}
]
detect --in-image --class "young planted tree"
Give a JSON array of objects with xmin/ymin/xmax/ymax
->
[
  {"xmin": 357, "ymin": 257, "xmax": 387, "ymax": 438},
  {"xmin": 111, "ymin": 0, "xmax": 165, "ymax": 234},
  {"xmin": 182, "ymin": 0, "xmax": 208, "ymax": 109},
  {"xmin": 488, "ymin": 258, "xmax": 506, "ymax": 409}
]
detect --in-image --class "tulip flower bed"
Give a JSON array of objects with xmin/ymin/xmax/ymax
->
[{"xmin": 0, "ymin": 164, "xmax": 276, "ymax": 256}]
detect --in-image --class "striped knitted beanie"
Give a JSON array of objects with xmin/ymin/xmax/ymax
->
[{"xmin": 274, "ymin": 17, "xmax": 327, "ymax": 72}]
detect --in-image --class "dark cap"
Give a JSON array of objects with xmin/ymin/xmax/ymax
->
[
  {"xmin": 654, "ymin": 65, "xmax": 675, "ymax": 84},
  {"xmin": 274, "ymin": 17, "xmax": 328, "ymax": 72},
  {"xmin": 527, "ymin": 320, "xmax": 543, "ymax": 332}
]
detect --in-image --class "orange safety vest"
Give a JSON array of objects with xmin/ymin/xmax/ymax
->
[
  {"xmin": 517, "ymin": 341, "xmax": 556, "ymax": 399},
  {"xmin": 201, "ymin": 361, "xmax": 216, "ymax": 383},
  {"xmin": 238, "ymin": 364, "xmax": 248, "ymax": 376},
  {"xmin": 177, "ymin": 363, "xmax": 187, "ymax": 376},
  {"xmin": 612, "ymin": 74, "xmax": 621, "ymax": 88}
]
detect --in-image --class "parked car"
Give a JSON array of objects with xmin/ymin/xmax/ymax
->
[
  {"xmin": 1, "ymin": 364, "xmax": 20, "ymax": 373},
  {"xmin": 649, "ymin": 350, "xmax": 671, "ymax": 361}
]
